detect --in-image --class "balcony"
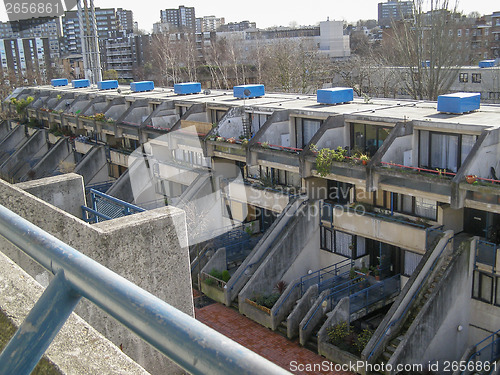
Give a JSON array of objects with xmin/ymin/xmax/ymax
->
[
  {"xmin": 377, "ymin": 162, "xmax": 455, "ymax": 200},
  {"xmin": 321, "ymin": 202, "xmax": 442, "ymax": 254},
  {"xmin": 207, "ymin": 136, "xmax": 247, "ymax": 161}
]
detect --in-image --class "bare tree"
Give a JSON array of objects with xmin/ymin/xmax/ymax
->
[{"xmin": 383, "ymin": 0, "xmax": 467, "ymax": 100}]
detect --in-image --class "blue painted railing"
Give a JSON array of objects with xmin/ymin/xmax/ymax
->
[
  {"xmin": 0, "ymin": 204, "xmax": 290, "ymax": 375},
  {"xmin": 349, "ymin": 274, "xmax": 401, "ymax": 314},
  {"xmin": 302, "ymin": 276, "xmax": 370, "ymax": 331},
  {"xmin": 461, "ymin": 328, "xmax": 500, "ymax": 374},
  {"xmin": 366, "ymin": 236, "xmax": 454, "ymax": 361},
  {"xmin": 273, "ymin": 259, "xmax": 353, "ymax": 317},
  {"xmin": 82, "ymin": 188, "xmax": 145, "ymax": 223}
]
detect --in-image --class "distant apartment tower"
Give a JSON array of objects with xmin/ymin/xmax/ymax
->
[
  {"xmin": 62, "ymin": 8, "xmax": 121, "ymax": 55},
  {"xmin": 0, "ymin": 37, "xmax": 53, "ymax": 78},
  {"xmin": 492, "ymin": 12, "xmax": 500, "ymax": 58},
  {"xmin": 378, "ymin": 0, "xmax": 414, "ymax": 27},
  {"xmin": 117, "ymin": 8, "xmax": 134, "ymax": 35},
  {"xmin": 218, "ymin": 20, "xmax": 256, "ymax": 32},
  {"xmin": 196, "ymin": 16, "xmax": 225, "ymax": 33},
  {"xmin": 0, "ymin": 18, "xmax": 61, "ymax": 59},
  {"xmin": 160, "ymin": 6, "xmax": 196, "ymax": 32}
]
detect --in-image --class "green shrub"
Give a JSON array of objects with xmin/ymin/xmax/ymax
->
[
  {"xmin": 221, "ymin": 270, "xmax": 231, "ymax": 282},
  {"xmin": 354, "ymin": 328, "xmax": 373, "ymax": 353},
  {"xmin": 327, "ymin": 322, "xmax": 351, "ymax": 344}
]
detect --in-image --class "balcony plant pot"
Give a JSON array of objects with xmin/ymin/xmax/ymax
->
[{"xmin": 466, "ymin": 175, "xmax": 478, "ymax": 184}]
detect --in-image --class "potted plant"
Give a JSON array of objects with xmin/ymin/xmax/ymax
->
[
  {"xmin": 359, "ymin": 154, "xmax": 369, "ymax": 165},
  {"xmin": 227, "ymin": 137, "xmax": 236, "ymax": 144},
  {"xmin": 466, "ymin": 175, "xmax": 478, "ymax": 184},
  {"xmin": 261, "ymin": 141, "xmax": 270, "ymax": 148}
]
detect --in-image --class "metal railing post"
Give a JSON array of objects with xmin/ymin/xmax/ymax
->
[{"xmin": 0, "ymin": 271, "xmax": 81, "ymax": 375}]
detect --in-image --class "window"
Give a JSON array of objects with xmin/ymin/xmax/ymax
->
[
  {"xmin": 473, "ymin": 270, "xmax": 494, "ymax": 304},
  {"xmin": 403, "ymin": 251, "xmax": 422, "ymax": 276},
  {"xmin": 295, "ymin": 118, "xmax": 322, "ymax": 149},
  {"xmin": 320, "ymin": 226, "xmax": 366, "ymax": 259},
  {"xmin": 472, "ymin": 73, "xmax": 482, "ymax": 83},
  {"xmin": 351, "ymin": 123, "xmax": 392, "ymax": 157},
  {"xmin": 459, "ymin": 73, "xmax": 468, "ymax": 83},
  {"xmin": 419, "ymin": 130, "xmax": 477, "ymax": 173},
  {"xmin": 457, "ymin": 29, "xmax": 462, "ymax": 37}
]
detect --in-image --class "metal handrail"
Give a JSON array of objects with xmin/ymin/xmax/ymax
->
[
  {"xmin": 0, "ymin": 204, "xmax": 290, "ymax": 375},
  {"xmin": 462, "ymin": 328, "xmax": 500, "ymax": 374},
  {"xmin": 349, "ymin": 274, "xmax": 401, "ymax": 314},
  {"xmin": 366, "ymin": 236, "xmax": 454, "ymax": 361},
  {"xmin": 302, "ymin": 276, "xmax": 366, "ymax": 331},
  {"xmin": 273, "ymin": 259, "xmax": 353, "ymax": 317}
]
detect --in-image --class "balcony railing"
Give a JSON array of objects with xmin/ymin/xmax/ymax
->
[
  {"xmin": 380, "ymin": 161, "xmax": 456, "ymax": 180},
  {"xmin": 0, "ymin": 204, "xmax": 290, "ymax": 375},
  {"xmin": 475, "ymin": 240, "xmax": 499, "ymax": 273},
  {"xmin": 461, "ymin": 328, "xmax": 500, "ymax": 375}
]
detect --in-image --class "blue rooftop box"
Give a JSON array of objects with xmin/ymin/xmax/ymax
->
[
  {"xmin": 72, "ymin": 79, "xmax": 90, "ymax": 88},
  {"xmin": 437, "ymin": 92, "xmax": 480, "ymax": 114},
  {"xmin": 98, "ymin": 80, "xmax": 119, "ymax": 90},
  {"xmin": 233, "ymin": 84, "xmax": 265, "ymax": 99},
  {"xmin": 51, "ymin": 78, "xmax": 68, "ymax": 87},
  {"xmin": 317, "ymin": 87, "xmax": 354, "ymax": 105},
  {"xmin": 130, "ymin": 81, "xmax": 154, "ymax": 92},
  {"xmin": 479, "ymin": 60, "xmax": 496, "ymax": 68},
  {"xmin": 174, "ymin": 82, "xmax": 201, "ymax": 95}
]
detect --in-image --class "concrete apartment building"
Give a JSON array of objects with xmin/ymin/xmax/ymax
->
[
  {"xmin": 378, "ymin": 0, "xmax": 414, "ymax": 28},
  {"xmin": 1, "ymin": 82, "xmax": 500, "ymax": 372},
  {"xmin": 0, "ymin": 17, "xmax": 61, "ymax": 59},
  {"xmin": 160, "ymin": 5, "xmax": 196, "ymax": 32}
]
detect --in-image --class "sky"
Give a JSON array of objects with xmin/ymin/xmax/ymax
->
[{"xmin": 0, "ymin": 0, "xmax": 498, "ymax": 31}]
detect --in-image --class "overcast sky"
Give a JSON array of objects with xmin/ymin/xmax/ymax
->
[{"xmin": 0, "ymin": 0, "xmax": 498, "ymax": 31}]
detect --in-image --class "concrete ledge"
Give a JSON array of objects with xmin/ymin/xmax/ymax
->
[{"xmin": 0, "ymin": 250, "xmax": 149, "ymax": 375}]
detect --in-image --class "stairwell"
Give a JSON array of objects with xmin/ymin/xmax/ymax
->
[{"xmin": 363, "ymin": 232, "xmax": 472, "ymax": 374}]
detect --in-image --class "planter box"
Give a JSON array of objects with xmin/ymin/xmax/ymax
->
[
  {"xmin": 317, "ymin": 87, "xmax": 354, "ymax": 105},
  {"xmin": 174, "ymin": 82, "xmax": 201, "ymax": 95},
  {"xmin": 437, "ymin": 92, "xmax": 480, "ymax": 114},
  {"xmin": 233, "ymin": 84, "xmax": 265, "ymax": 99},
  {"xmin": 245, "ymin": 298, "xmax": 271, "ymax": 314}
]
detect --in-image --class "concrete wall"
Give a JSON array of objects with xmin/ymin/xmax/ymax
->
[
  {"xmin": 238, "ymin": 201, "xmax": 317, "ymax": 322},
  {"xmin": 318, "ymin": 297, "xmax": 354, "ymax": 362},
  {"xmin": 0, "ymin": 129, "xmax": 49, "ymax": 181},
  {"xmin": 0, "ymin": 177, "xmax": 193, "ymax": 375},
  {"xmin": 299, "ymin": 289, "xmax": 329, "ymax": 345},
  {"xmin": 382, "ymin": 134, "xmax": 413, "ymax": 165},
  {"xmin": 287, "ymin": 284, "xmax": 319, "ymax": 339},
  {"xmin": 391, "ymin": 240, "xmax": 473, "ymax": 370},
  {"xmin": 26, "ymin": 138, "xmax": 75, "ymax": 181},
  {"xmin": 74, "ymin": 146, "xmax": 109, "ymax": 185},
  {"xmin": 0, "ymin": 124, "xmax": 27, "ymax": 165},
  {"xmin": 331, "ymin": 206, "xmax": 428, "ymax": 254},
  {"xmin": 0, "ymin": 120, "xmax": 11, "ymax": 142},
  {"xmin": 467, "ymin": 129, "xmax": 500, "ymax": 179},
  {"xmin": 217, "ymin": 107, "xmax": 245, "ymax": 139},
  {"xmin": 16, "ymin": 173, "xmax": 86, "ymax": 219},
  {"xmin": 315, "ymin": 127, "xmax": 346, "ymax": 150},
  {"xmin": 439, "ymin": 204, "xmax": 464, "ymax": 233},
  {"xmin": 225, "ymin": 196, "xmax": 308, "ymax": 304},
  {"xmin": 0, "ymin": 250, "xmax": 149, "ymax": 375},
  {"xmin": 261, "ymin": 121, "xmax": 290, "ymax": 146}
]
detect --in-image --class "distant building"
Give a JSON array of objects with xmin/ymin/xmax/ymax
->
[
  {"xmin": 117, "ymin": 8, "xmax": 134, "ymax": 35},
  {"xmin": 218, "ymin": 21, "xmax": 256, "ymax": 32},
  {"xmin": 61, "ymin": 54, "xmax": 84, "ymax": 79},
  {"xmin": 196, "ymin": 16, "xmax": 225, "ymax": 33},
  {"xmin": 378, "ymin": 0, "xmax": 414, "ymax": 27},
  {"xmin": 0, "ymin": 37, "xmax": 54, "ymax": 78},
  {"xmin": 62, "ymin": 8, "xmax": 126, "ymax": 55},
  {"xmin": 160, "ymin": 6, "xmax": 196, "ymax": 32},
  {"xmin": 0, "ymin": 18, "xmax": 61, "ymax": 59}
]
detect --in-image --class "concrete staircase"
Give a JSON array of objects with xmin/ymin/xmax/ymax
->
[{"xmin": 377, "ymin": 253, "xmax": 454, "ymax": 366}]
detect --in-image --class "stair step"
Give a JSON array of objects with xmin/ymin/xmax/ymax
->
[
  {"xmin": 276, "ymin": 325, "xmax": 287, "ymax": 336},
  {"xmin": 305, "ymin": 340, "xmax": 318, "ymax": 352},
  {"xmin": 382, "ymin": 351, "xmax": 392, "ymax": 361},
  {"xmin": 280, "ymin": 320, "xmax": 288, "ymax": 328}
]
